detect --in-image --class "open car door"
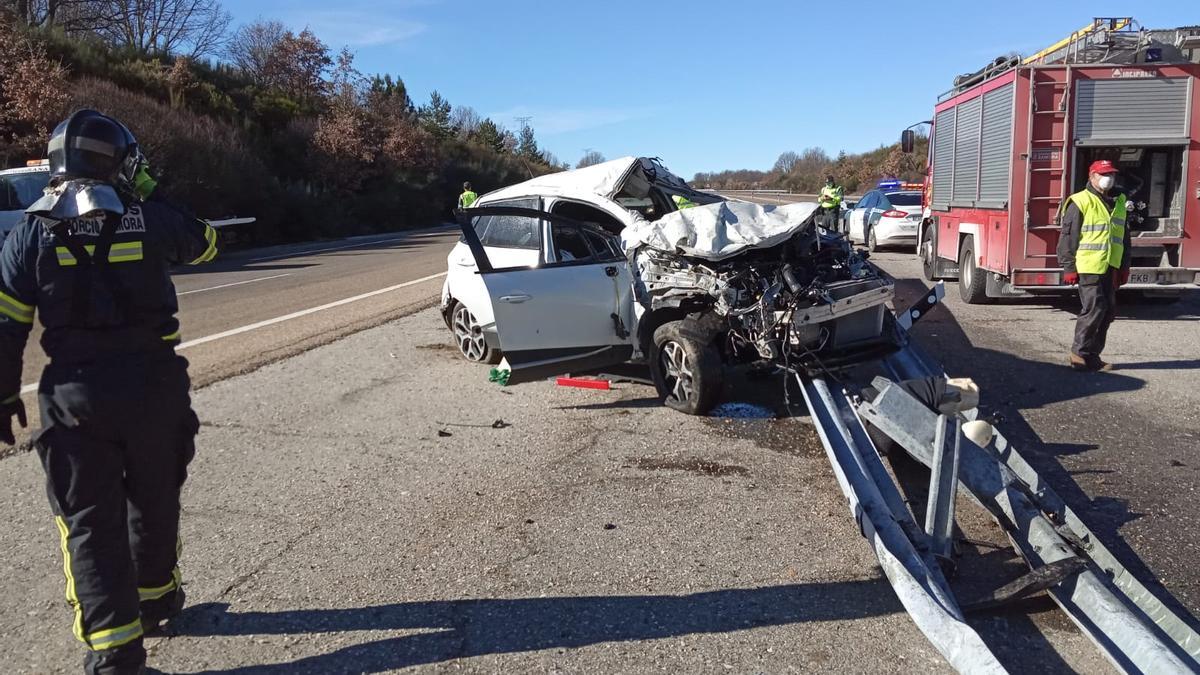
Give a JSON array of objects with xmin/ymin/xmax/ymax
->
[{"xmin": 457, "ymin": 206, "xmax": 635, "ymax": 385}]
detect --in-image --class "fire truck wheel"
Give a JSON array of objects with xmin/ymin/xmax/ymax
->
[
  {"xmin": 920, "ymin": 224, "xmax": 937, "ymax": 281},
  {"xmin": 958, "ymin": 239, "xmax": 991, "ymax": 304}
]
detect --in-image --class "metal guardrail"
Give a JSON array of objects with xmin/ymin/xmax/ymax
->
[{"xmin": 797, "ymin": 282, "xmax": 1200, "ymax": 673}]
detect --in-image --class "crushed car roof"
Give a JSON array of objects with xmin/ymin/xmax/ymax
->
[
  {"xmin": 479, "ymin": 156, "xmax": 695, "ymax": 205},
  {"xmin": 624, "ymin": 201, "xmax": 820, "ymax": 261}
]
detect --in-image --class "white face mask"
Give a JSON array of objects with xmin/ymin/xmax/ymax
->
[{"xmin": 1096, "ymin": 175, "xmax": 1115, "ymax": 191}]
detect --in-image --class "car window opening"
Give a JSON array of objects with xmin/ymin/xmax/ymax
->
[
  {"xmin": 550, "ymin": 200, "xmax": 625, "ymax": 236},
  {"xmin": 476, "ymin": 198, "xmax": 541, "ymax": 250},
  {"xmin": 0, "ymin": 172, "xmax": 50, "ymax": 211}
]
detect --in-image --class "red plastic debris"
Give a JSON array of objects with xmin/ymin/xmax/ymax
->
[{"xmin": 556, "ymin": 377, "xmax": 611, "ymax": 390}]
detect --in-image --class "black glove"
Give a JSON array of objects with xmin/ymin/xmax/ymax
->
[{"xmin": 1, "ymin": 396, "xmax": 28, "ymax": 446}]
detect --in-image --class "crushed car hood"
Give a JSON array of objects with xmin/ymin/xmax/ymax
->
[{"xmin": 624, "ymin": 201, "xmax": 820, "ymax": 261}]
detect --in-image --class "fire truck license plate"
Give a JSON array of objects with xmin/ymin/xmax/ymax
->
[{"xmin": 1130, "ymin": 271, "xmax": 1155, "ymax": 284}]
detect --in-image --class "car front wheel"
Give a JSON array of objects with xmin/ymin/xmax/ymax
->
[
  {"xmin": 650, "ymin": 319, "xmax": 722, "ymax": 415},
  {"xmin": 451, "ymin": 301, "xmax": 502, "ymax": 364}
]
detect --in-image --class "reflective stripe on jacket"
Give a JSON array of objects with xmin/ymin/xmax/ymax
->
[{"xmin": 1069, "ymin": 190, "xmax": 1126, "ymax": 274}]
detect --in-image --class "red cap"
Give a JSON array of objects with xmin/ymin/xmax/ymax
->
[{"xmin": 1089, "ymin": 160, "xmax": 1118, "ymax": 175}]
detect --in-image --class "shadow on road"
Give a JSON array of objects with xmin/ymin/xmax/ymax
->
[
  {"xmin": 173, "ymin": 582, "xmax": 900, "ymax": 673},
  {"xmin": 889, "ymin": 276, "xmax": 1200, "ymax": 634}
]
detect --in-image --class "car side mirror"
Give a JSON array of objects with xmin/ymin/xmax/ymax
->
[{"xmin": 901, "ymin": 130, "xmax": 915, "ymax": 154}]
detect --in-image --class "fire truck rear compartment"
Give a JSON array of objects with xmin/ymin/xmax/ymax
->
[{"xmin": 1076, "ymin": 145, "xmax": 1187, "ymax": 269}]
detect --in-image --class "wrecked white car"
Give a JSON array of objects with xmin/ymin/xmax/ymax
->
[{"xmin": 442, "ymin": 157, "xmax": 900, "ymax": 414}]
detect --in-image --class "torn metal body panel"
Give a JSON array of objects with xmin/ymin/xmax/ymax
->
[{"xmin": 627, "ymin": 202, "xmax": 899, "ymax": 375}]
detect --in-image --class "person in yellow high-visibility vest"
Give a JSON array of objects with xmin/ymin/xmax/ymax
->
[
  {"xmin": 457, "ymin": 182, "xmax": 478, "ymax": 210},
  {"xmin": 1056, "ymin": 160, "xmax": 1132, "ymax": 371},
  {"xmin": 817, "ymin": 175, "xmax": 843, "ymax": 231},
  {"xmin": 672, "ymin": 194, "xmax": 696, "ymax": 210}
]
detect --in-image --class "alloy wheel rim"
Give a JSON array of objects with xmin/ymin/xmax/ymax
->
[
  {"xmin": 659, "ymin": 341, "xmax": 694, "ymax": 402},
  {"xmin": 453, "ymin": 306, "xmax": 486, "ymax": 361}
]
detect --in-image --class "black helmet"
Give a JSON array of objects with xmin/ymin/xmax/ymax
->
[{"xmin": 47, "ymin": 109, "xmax": 138, "ymax": 184}]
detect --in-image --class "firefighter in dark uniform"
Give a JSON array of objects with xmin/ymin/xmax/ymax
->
[
  {"xmin": 0, "ymin": 110, "xmax": 218, "ymax": 674},
  {"xmin": 1056, "ymin": 159, "xmax": 1132, "ymax": 371}
]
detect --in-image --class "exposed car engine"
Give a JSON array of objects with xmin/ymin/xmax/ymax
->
[{"xmin": 633, "ymin": 221, "xmax": 899, "ymax": 374}]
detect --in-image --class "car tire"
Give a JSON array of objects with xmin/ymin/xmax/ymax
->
[
  {"xmin": 650, "ymin": 319, "xmax": 722, "ymax": 415},
  {"xmin": 867, "ymin": 227, "xmax": 879, "ymax": 252},
  {"xmin": 920, "ymin": 223, "xmax": 937, "ymax": 281},
  {"xmin": 958, "ymin": 239, "xmax": 991, "ymax": 304},
  {"xmin": 451, "ymin": 301, "xmax": 501, "ymax": 364}
]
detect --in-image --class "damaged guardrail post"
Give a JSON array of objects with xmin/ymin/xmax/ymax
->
[
  {"xmin": 926, "ymin": 414, "xmax": 963, "ymax": 564},
  {"xmin": 858, "ymin": 376, "xmax": 1199, "ymax": 673}
]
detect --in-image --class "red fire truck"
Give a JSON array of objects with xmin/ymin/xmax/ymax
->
[{"xmin": 905, "ymin": 18, "xmax": 1200, "ymax": 303}]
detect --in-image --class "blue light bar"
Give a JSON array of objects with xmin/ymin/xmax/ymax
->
[{"xmin": 878, "ymin": 179, "xmax": 902, "ymax": 190}]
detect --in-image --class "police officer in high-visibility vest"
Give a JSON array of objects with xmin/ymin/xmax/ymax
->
[
  {"xmin": 0, "ymin": 110, "xmax": 217, "ymax": 674},
  {"xmin": 1056, "ymin": 160, "xmax": 1132, "ymax": 371},
  {"xmin": 457, "ymin": 181, "xmax": 478, "ymax": 210},
  {"xmin": 672, "ymin": 194, "xmax": 697, "ymax": 210},
  {"xmin": 818, "ymin": 175, "xmax": 844, "ymax": 231}
]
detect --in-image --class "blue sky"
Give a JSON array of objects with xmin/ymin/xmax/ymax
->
[{"xmin": 225, "ymin": 1, "xmax": 1197, "ymax": 178}]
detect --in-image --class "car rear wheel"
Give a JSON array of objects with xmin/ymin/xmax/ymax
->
[
  {"xmin": 451, "ymin": 301, "xmax": 501, "ymax": 364},
  {"xmin": 920, "ymin": 224, "xmax": 937, "ymax": 281},
  {"xmin": 958, "ymin": 239, "xmax": 991, "ymax": 304},
  {"xmin": 867, "ymin": 228, "xmax": 879, "ymax": 252},
  {"xmin": 650, "ymin": 319, "xmax": 722, "ymax": 415}
]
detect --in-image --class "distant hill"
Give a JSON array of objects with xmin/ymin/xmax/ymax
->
[{"xmin": 693, "ymin": 137, "xmax": 930, "ymax": 194}]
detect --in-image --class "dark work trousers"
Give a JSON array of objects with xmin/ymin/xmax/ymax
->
[
  {"xmin": 1073, "ymin": 269, "xmax": 1117, "ymax": 360},
  {"xmin": 818, "ymin": 205, "xmax": 841, "ymax": 231},
  {"xmin": 35, "ymin": 353, "xmax": 198, "ymax": 674}
]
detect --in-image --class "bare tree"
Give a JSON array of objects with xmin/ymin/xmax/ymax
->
[
  {"xmin": 226, "ymin": 18, "xmax": 284, "ymax": 83},
  {"xmin": 772, "ymin": 150, "xmax": 799, "ymax": 174},
  {"xmin": 450, "ymin": 105, "xmax": 481, "ymax": 140},
  {"xmin": 4, "ymin": 0, "xmax": 120, "ymax": 32},
  {"xmin": 576, "ymin": 150, "xmax": 605, "ymax": 168},
  {"xmin": 95, "ymin": 0, "xmax": 232, "ymax": 58},
  {"xmin": 262, "ymin": 29, "xmax": 332, "ymax": 103}
]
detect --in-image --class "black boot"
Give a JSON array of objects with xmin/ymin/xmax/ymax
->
[
  {"xmin": 83, "ymin": 638, "xmax": 146, "ymax": 675},
  {"xmin": 141, "ymin": 587, "xmax": 186, "ymax": 636}
]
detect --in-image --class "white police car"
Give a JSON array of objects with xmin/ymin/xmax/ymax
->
[
  {"xmin": 844, "ymin": 180, "xmax": 924, "ymax": 251},
  {"xmin": 0, "ymin": 161, "xmax": 50, "ymax": 243}
]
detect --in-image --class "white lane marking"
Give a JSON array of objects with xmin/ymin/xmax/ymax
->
[
  {"xmin": 176, "ymin": 271, "xmax": 447, "ymax": 350},
  {"xmin": 177, "ymin": 273, "xmax": 293, "ymax": 296},
  {"xmin": 17, "ymin": 271, "xmax": 448, "ymax": 395}
]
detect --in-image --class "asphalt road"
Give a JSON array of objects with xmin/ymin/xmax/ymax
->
[
  {"xmin": 0, "ymin": 309, "xmax": 1109, "ymax": 674},
  {"xmin": 0, "ymin": 203, "xmax": 1195, "ymax": 672},
  {"xmin": 11, "ymin": 226, "xmax": 462, "ymax": 400}
]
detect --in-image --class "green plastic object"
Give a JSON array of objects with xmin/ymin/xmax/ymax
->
[{"xmin": 488, "ymin": 367, "xmax": 511, "ymax": 386}]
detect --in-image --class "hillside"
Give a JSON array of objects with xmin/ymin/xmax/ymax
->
[
  {"xmin": 0, "ymin": 13, "xmax": 564, "ymax": 244},
  {"xmin": 693, "ymin": 137, "xmax": 930, "ymax": 194}
]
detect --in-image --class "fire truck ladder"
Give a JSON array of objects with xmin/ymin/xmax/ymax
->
[
  {"xmin": 799, "ymin": 283, "xmax": 1200, "ymax": 673},
  {"xmin": 1024, "ymin": 18, "xmax": 1137, "ymax": 66},
  {"xmin": 1022, "ymin": 67, "xmax": 1073, "ymax": 262}
]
